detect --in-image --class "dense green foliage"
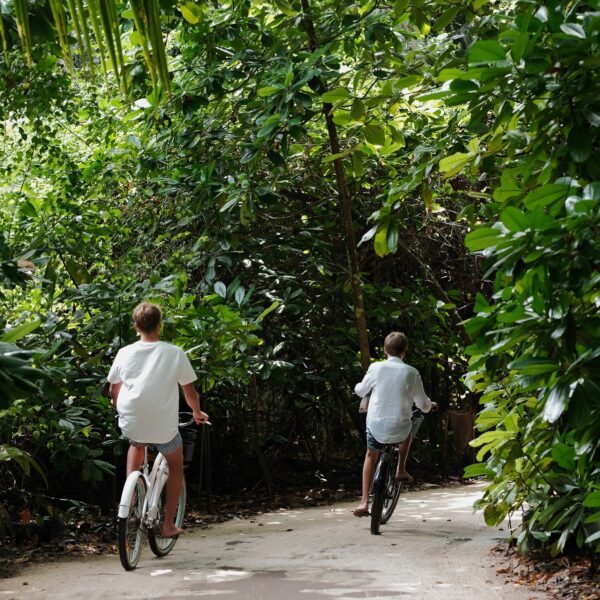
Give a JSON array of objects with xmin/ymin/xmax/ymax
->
[
  {"xmin": 445, "ymin": 0, "xmax": 600, "ymax": 556},
  {"xmin": 1, "ymin": 0, "xmax": 598, "ymax": 561},
  {"xmin": 1, "ymin": 0, "xmax": 472, "ymax": 529}
]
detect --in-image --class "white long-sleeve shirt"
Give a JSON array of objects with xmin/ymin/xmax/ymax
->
[{"xmin": 355, "ymin": 356, "xmax": 432, "ymax": 444}]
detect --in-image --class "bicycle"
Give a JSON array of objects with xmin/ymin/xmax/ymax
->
[
  {"xmin": 117, "ymin": 413, "xmax": 205, "ymax": 570},
  {"xmin": 370, "ymin": 409, "xmax": 425, "ymax": 535}
]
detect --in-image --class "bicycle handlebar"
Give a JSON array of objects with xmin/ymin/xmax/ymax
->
[{"xmin": 179, "ymin": 412, "xmax": 211, "ymax": 428}]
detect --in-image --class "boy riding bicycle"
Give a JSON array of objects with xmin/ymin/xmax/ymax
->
[
  {"xmin": 353, "ymin": 331, "xmax": 437, "ymax": 517},
  {"xmin": 108, "ymin": 302, "xmax": 209, "ymax": 537}
]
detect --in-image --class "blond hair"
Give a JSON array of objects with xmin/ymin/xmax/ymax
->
[
  {"xmin": 132, "ymin": 302, "xmax": 162, "ymax": 334},
  {"xmin": 384, "ymin": 331, "xmax": 408, "ymax": 357}
]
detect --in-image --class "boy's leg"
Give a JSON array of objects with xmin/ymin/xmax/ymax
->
[
  {"xmin": 356, "ymin": 448, "xmax": 379, "ymax": 514},
  {"xmin": 396, "ymin": 435, "xmax": 414, "ymax": 482},
  {"xmin": 127, "ymin": 445, "xmax": 145, "ymax": 477},
  {"xmin": 162, "ymin": 446, "xmax": 185, "ymax": 537}
]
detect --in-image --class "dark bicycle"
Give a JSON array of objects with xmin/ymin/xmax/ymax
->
[{"xmin": 370, "ymin": 409, "xmax": 425, "ymax": 535}]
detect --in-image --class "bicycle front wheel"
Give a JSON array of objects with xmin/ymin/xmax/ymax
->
[
  {"xmin": 118, "ymin": 476, "xmax": 146, "ymax": 571},
  {"xmin": 380, "ymin": 452, "xmax": 402, "ymax": 524},
  {"xmin": 370, "ymin": 453, "xmax": 389, "ymax": 535},
  {"xmin": 148, "ymin": 478, "xmax": 186, "ymax": 557}
]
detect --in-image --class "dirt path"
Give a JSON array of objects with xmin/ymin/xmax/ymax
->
[{"xmin": 1, "ymin": 483, "xmax": 546, "ymax": 600}]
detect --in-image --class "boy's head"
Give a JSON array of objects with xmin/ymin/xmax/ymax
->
[
  {"xmin": 132, "ymin": 302, "xmax": 162, "ymax": 334},
  {"xmin": 384, "ymin": 331, "xmax": 408, "ymax": 357}
]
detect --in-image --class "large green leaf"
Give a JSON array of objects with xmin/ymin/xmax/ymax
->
[
  {"xmin": 583, "ymin": 492, "xmax": 600, "ymax": 508},
  {"xmin": 543, "ymin": 383, "xmax": 571, "ymax": 423},
  {"xmin": 523, "ymin": 184, "xmax": 570, "ymax": 210},
  {"xmin": 257, "ymin": 85, "xmax": 285, "ymax": 97},
  {"xmin": 551, "ymin": 443, "xmax": 576, "ymax": 470},
  {"xmin": 179, "ymin": 1, "xmax": 203, "ymax": 24},
  {"xmin": 1, "ymin": 319, "xmax": 41, "ymax": 343},
  {"xmin": 321, "ymin": 87, "xmax": 351, "ymax": 103},
  {"xmin": 568, "ymin": 125, "xmax": 592, "ymax": 163},
  {"xmin": 468, "ymin": 40, "xmax": 506, "ymax": 64},
  {"xmin": 500, "ymin": 207, "xmax": 528, "ymax": 232},
  {"xmin": 374, "ymin": 218, "xmax": 391, "ymax": 257},
  {"xmin": 0, "ymin": 446, "xmax": 48, "ymax": 486},
  {"xmin": 364, "ymin": 124, "xmax": 386, "ymax": 146},
  {"xmin": 349, "ymin": 98, "xmax": 366, "ymax": 121},
  {"xmin": 493, "ymin": 171, "xmax": 522, "ymax": 202},
  {"xmin": 508, "ymin": 357, "xmax": 558, "ymax": 375},
  {"xmin": 464, "ymin": 227, "xmax": 501, "ymax": 251},
  {"xmin": 439, "ymin": 152, "xmax": 474, "ymax": 177}
]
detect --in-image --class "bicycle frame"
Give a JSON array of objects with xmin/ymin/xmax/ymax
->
[
  {"xmin": 369, "ymin": 409, "xmax": 427, "ymax": 534},
  {"xmin": 146, "ymin": 454, "xmax": 169, "ymax": 528},
  {"xmin": 117, "ymin": 448, "xmax": 168, "ymax": 525},
  {"xmin": 117, "ymin": 414, "xmax": 199, "ymax": 570}
]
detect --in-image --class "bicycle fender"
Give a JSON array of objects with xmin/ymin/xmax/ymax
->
[{"xmin": 118, "ymin": 472, "xmax": 145, "ymax": 519}]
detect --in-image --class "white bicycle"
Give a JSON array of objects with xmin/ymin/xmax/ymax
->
[{"xmin": 117, "ymin": 414, "xmax": 198, "ymax": 570}]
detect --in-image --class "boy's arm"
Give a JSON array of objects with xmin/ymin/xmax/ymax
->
[
  {"xmin": 110, "ymin": 382, "xmax": 122, "ymax": 408},
  {"xmin": 354, "ymin": 364, "xmax": 375, "ymax": 397},
  {"xmin": 413, "ymin": 372, "xmax": 436, "ymax": 412},
  {"xmin": 181, "ymin": 383, "xmax": 209, "ymax": 424}
]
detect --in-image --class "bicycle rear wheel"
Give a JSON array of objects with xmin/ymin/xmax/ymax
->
[
  {"xmin": 148, "ymin": 478, "xmax": 186, "ymax": 557},
  {"xmin": 380, "ymin": 451, "xmax": 402, "ymax": 524},
  {"xmin": 370, "ymin": 453, "xmax": 389, "ymax": 535},
  {"xmin": 118, "ymin": 476, "xmax": 146, "ymax": 571}
]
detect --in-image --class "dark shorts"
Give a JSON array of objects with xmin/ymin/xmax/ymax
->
[
  {"xmin": 366, "ymin": 428, "xmax": 385, "ymax": 452},
  {"xmin": 129, "ymin": 432, "xmax": 183, "ymax": 455}
]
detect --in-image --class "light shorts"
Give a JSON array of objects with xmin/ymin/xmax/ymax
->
[{"xmin": 129, "ymin": 432, "xmax": 183, "ymax": 456}]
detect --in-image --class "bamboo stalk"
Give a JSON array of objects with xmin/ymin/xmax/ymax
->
[
  {"xmin": 97, "ymin": 0, "xmax": 123, "ymax": 94},
  {"xmin": 107, "ymin": 0, "xmax": 128, "ymax": 96},
  {"xmin": 145, "ymin": 0, "xmax": 170, "ymax": 95},
  {"xmin": 129, "ymin": 0, "xmax": 157, "ymax": 90},
  {"xmin": 67, "ymin": 0, "xmax": 85, "ymax": 72},
  {"xmin": 14, "ymin": 0, "xmax": 33, "ymax": 67},
  {"xmin": 49, "ymin": 0, "xmax": 74, "ymax": 72},
  {"xmin": 0, "ymin": 11, "xmax": 9, "ymax": 63},
  {"xmin": 87, "ymin": 0, "xmax": 110, "ymax": 88},
  {"xmin": 75, "ymin": 0, "xmax": 96, "ymax": 77}
]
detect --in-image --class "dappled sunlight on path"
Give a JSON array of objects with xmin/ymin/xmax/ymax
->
[{"xmin": 0, "ymin": 484, "xmax": 545, "ymax": 600}]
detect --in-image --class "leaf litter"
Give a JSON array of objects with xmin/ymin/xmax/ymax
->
[{"xmin": 492, "ymin": 543, "xmax": 599, "ymax": 599}]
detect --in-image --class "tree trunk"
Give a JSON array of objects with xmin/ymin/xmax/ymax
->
[{"xmin": 301, "ymin": 0, "xmax": 371, "ymax": 370}]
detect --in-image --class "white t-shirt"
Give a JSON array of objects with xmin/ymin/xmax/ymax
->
[
  {"xmin": 107, "ymin": 341, "xmax": 197, "ymax": 444},
  {"xmin": 355, "ymin": 356, "xmax": 432, "ymax": 444}
]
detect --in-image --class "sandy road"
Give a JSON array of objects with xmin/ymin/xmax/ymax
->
[{"xmin": 0, "ymin": 483, "xmax": 546, "ymax": 600}]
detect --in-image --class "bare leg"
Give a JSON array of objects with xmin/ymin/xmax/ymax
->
[
  {"xmin": 126, "ymin": 445, "xmax": 145, "ymax": 477},
  {"xmin": 396, "ymin": 435, "xmax": 414, "ymax": 482},
  {"xmin": 356, "ymin": 448, "xmax": 380, "ymax": 513},
  {"xmin": 162, "ymin": 447, "xmax": 185, "ymax": 537}
]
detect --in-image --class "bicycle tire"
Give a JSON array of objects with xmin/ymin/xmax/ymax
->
[
  {"xmin": 370, "ymin": 453, "xmax": 389, "ymax": 535},
  {"xmin": 148, "ymin": 478, "xmax": 186, "ymax": 557},
  {"xmin": 380, "ymin": 452, "xmax": 402, "ymax": 524},
  {"xmin": 118, "ymin": 476, "xmax": 146, "ymax": 571}
]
